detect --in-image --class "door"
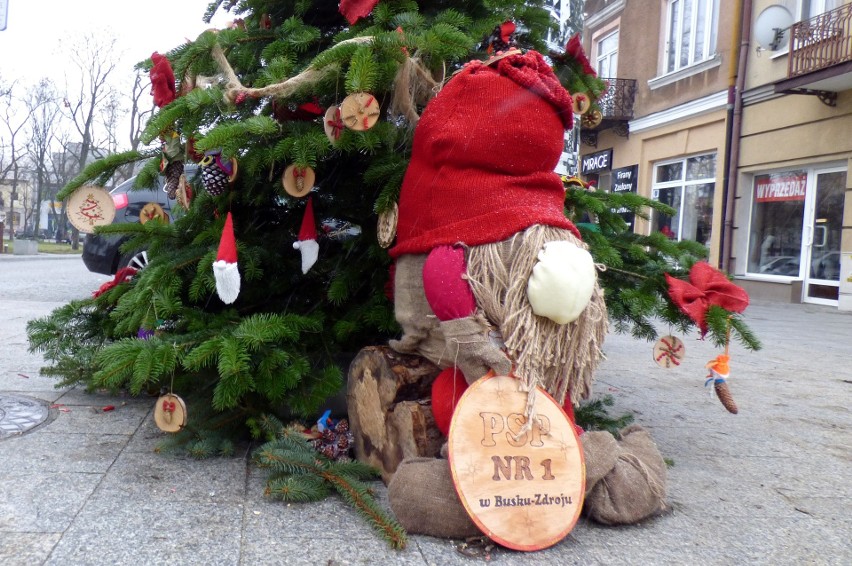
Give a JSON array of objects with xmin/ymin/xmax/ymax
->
[{"xmin": 803, "ymin": 169, "xmax": 846, "ymax": 304}]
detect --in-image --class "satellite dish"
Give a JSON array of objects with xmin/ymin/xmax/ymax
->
[{"xmin": 754, "ymin": 5, "xmax": 794, "ymax": 51}]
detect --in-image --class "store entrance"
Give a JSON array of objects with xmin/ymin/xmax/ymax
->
[{"xmin": 803, "ymin": 169, "xmax": 846, "ymax": 304}]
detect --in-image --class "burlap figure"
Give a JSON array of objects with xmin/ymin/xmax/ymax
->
[{"xmin": 379, "ymin": 49, "xmax": 668, "ymax": 540}]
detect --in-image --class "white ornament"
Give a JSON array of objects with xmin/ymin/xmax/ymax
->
[
  {"xmin": 527, "ymin": 241, "xmax": 596, "ymax": 324},
  {"xmin": 212, "ymin": 260, "xmax": 241, "ymax": 304},
  {"xmin": 293, "ymin": 239, "xmax": 319, "ymax": 274}
]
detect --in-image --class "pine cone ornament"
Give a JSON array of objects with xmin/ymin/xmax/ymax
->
[
  {"xmin": 200, "ymin": 150, "xmax": 237, "ymax": 196},
  {"xmin": 334, "ymin": 419, "xmax": 349, "ymax": 433},
  {"xmin": 163, "ymin": 160, "xmax": 184, "ymax": 199},
  {"xmin": 714, "ymin": 380, "xmax": 739, "ymax": 414}
]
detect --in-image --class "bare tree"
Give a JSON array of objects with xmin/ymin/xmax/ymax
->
[
  {"xmin": 59, "ymin": 33, "xmax": 123, "ymax": 248},
  {"xmin": 0, "ymin": 77, "xmax": 28, "ymax": 241},
  {"xmin": 24, "ymin": 78, "xmax": 62, "ymax": 238},
  {"xmin": 115, "ymin": 71, "xmax": 155, "ymax": 182}
]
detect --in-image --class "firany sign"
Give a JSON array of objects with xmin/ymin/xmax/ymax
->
[
  {"xmin": 581, "ymin": 149, "xmax": 612, "ymax": 174},
  {"xmin": 611, "ymin": 165, "xmax": 638, "ymax": 229}
]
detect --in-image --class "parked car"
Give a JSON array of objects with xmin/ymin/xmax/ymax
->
[{"xmin": 81, "ymin": 167, "xmax": 194, "ymax": 275}]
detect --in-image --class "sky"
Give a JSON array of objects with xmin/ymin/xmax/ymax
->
[{"xmin": 0, "ymin": 0, "xmax": 230, "ymax": 88}]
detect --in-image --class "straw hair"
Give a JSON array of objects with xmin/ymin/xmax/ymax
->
[{"xmin": 465, "ymin": 224, "xmax": 608, "ymax": 408}]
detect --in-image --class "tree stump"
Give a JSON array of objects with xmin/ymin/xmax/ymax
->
[{"xmin": 347, "ymin": 346, "xmax": 444, "ymax": 483}]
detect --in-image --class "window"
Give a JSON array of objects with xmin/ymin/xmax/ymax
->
[
  {"xmin": 651, "ymin": 154, "xmax": 716, "ymax": 245},
  {"xmin": 596, "ymin": 30, "xmax": 619, "ymax": 78},
  {"xmin": 798, "ymin": 0, "xmax": 839, "ymax": 20},
  {"xmin": 746, "ymin": 171, "xmax": 807, "ymax": 276},
  {"xmin": 664, "ymin": 0, "xmax": 719, "ymax": 74}
]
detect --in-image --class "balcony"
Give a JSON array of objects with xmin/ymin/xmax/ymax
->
[
  {"xmin": 581, "ymin": 77, "xmax": 637, "ymax": 147},
  {"xmin": 775, "ymin": 3, "xmax": 852, "ymax": 105}
]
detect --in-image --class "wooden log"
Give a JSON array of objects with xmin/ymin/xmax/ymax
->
[{"xmin": 347, "ymin": 346, "xmax": 443, "ymax": 483}]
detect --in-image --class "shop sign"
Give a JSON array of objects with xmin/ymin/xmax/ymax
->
[
  {"xmin": 611, "ymin": 165, "xmax": 638, "ymax": 229},
  {"xmin": 581, "ymin": 149, "xmax": 612, "ymax": 174},
  {"xmin": 755, "ymin": 171, "xmax": 807, "ymax": 202}
]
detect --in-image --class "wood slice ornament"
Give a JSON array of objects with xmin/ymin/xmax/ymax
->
[
  {"xmin": 282, "ymin": 164, "xmax": 316, "ymax": 198},
  {"xmin": 323, "ymin": 106, "xmax": 345, "ymax": 144},
  {"xmin": 339, "ymin": 92, "xmax": 380, "ymax": 131},
  {"xmin": 140, "ymin": 202, "xmax": 169, "ymax": 224},
  {"xmin": 653, "ymin": 335, "xmax": 685, "ymax": 368},
  {"xmin": 448, "ymin": 374, "xmax": 584, "ymax": 551},
  {"xmin": 66, "ymin": 186, "xmax": 116, "ymax": 234},
  {"xmin": 176, "ymin": 174, "xmax": 193, "ymax": 210},
  {"xmin": 154, "ymin": 393, "xmax": 187, "ymax": 433},
  {"xmin": 376, "ymin": 202, "xmax": 398, "ymax": 248}
]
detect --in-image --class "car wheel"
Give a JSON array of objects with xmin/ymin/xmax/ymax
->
[{"xmin": 120, "ymin": 249, "xmax": 149, "ymax": 271}]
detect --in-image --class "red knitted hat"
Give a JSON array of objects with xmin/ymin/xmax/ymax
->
[{"xmin": 389, "ymin": 50, "xmax": 579, "ymax": 258}]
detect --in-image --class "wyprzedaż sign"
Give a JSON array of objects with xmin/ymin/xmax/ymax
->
[
  {"xmin": 754, "ymin": 171, "xmax": 807, "ymax": 203},
  {"xmin": 581, "ymin": 148, "xmax": 612, "ymax": 174},
  {"xmin": 611, "ymin": 164, "xmax": 638, "ymax": 229},
  {"xmin": 448, "ymin": 374, "xmax": 584, "ymax": 551}
]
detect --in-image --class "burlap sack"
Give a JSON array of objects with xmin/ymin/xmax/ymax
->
[
  {"xmin": 439, "ymin": 315, "xmax": 511, "ymax": 384},
  {"xmin": 388, "ymin": 457, "xmax": 481, "ymax": 539},
  {"xmin": 389, "ymin": 254, "xmax": 447, "ymax": 365},
  {"xmin": 583, "ymin": 425, "xmax": 667, "ymax": 525}
]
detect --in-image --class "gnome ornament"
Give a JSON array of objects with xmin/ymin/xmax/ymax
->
[
  {"xmin": 212, "ymin": 212, "xmax": 240, "ymax": 304},
  {"xmin": 376, "ymin": 49, "xmax": 668, "ymax": 538},
  {"xmin": 293, "ymin": 197, "xmax": 319, "ymax": 274}
]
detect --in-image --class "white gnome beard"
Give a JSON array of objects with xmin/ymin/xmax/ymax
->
[
  {"xmin": 213, "ymin": 260, "xmax": 240, "ymax": 304},
  {"xmin": 293, "ymin": 239, "xmax": 319, "ymax": 274}
]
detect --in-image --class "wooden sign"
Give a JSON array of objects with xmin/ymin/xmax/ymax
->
[
  {"xmin": 67, "ymin": 186, "xmax": 115, "ymax": 233},
  {"xmin": 448, "ymin": 375, "xmax": 584, "ymax": 551}
]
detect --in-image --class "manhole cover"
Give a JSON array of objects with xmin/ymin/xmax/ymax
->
[{"xmin": 0, "ymin": 394, "xmax": 52, "ymax": 440}]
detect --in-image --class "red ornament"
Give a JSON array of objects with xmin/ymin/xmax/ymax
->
[
  {"xmin": 665, "ymin": 262, "xmax": 750, "ymax": 335},
  {"xmin": 92, "ymin": 267, "xmax": 138, "ymax": 298},
  {"xmin": 564, "ymin": 35, "xmax": 597, "ymax": 77},
  {"xmin": 338, "ymin": 0, "xmax": 379, "ymax": 25},
  {"xmin": 150, "ymin": 52, "xmax": 176, "ymax": 107}
]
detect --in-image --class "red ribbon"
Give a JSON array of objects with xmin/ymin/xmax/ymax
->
[
  {"xmin": 665, "ymin": 262, "xmax": 749, "ymax": 335},
  {"xmin": 162, "ymin": 400, "xmax": 176, "ymax": 413}
]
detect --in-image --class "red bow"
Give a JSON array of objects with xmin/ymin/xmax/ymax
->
[
  {"xmin": 565, "ymin": 35, "xmax": 597, "ymax": 77},
  {"xmin": 665, "ymin": 262, "xmax": 749, "ymax": 335},
  {"xmin": 162, "ymin": 400, "xmax": 176, "ymax": 413}
]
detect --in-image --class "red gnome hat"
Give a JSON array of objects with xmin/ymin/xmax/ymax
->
[
  {"xmin": 293, "ymin": 197, "xmax": 319, "ymax": 274},
  {"xmin": 212, "ymin": 211, "xmax": 240, "ymax": 303}
]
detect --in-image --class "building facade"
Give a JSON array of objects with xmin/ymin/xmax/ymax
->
[
  {"xmin": 734, "ymin": 0, "xmax": 851, "ymax": 309},
  {"xmin": 580, "ymin": 0, "xmax": 852, "ymax": 311}
]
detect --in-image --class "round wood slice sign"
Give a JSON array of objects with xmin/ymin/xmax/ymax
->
[
  {"xmin": 67, "ymin": 186, "xmax": 116, "ymax": 233},
  {"xmin": 154, "ymin": 394, "xmax": 187, "ymax": 433},
  {"xmin": 448, "ymin": 374, "xmax": 584, "ymax": 551}
]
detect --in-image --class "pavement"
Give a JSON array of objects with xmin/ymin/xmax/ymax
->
[{"xmin": 0, "ymin": 254, "xmax": 850, "ymax": 565}]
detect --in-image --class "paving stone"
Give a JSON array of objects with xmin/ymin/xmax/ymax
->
[
  {"xmin": 0, "ymin": 472, "xmax": 102, "ymax": 532},
  {"xmin": 0, "ymin": 533, "xmax": 61, "ymax": 566},
  {"xmin": 44, "ymin": 497, "xmax": 243, "ymax": 566}
]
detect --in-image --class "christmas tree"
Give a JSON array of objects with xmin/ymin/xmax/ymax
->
[{"xmin": 27, "ymin": 0, "xmax": 759, "ymax": 546}]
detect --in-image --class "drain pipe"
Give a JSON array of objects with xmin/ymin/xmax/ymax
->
[{"xmin": 720, "ymin": 0, "xmax": 752, "ymax": 273}]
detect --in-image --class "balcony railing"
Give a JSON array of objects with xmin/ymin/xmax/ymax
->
[
  {"xmin": 788, "ymin": 3, "xmax": 852, "ymax": 78},
  {"xmin": 596, "ymin": 77, "xmax": 637, "ymax": 122}
]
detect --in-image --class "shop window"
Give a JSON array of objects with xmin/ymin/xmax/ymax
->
[
  {"xmin": 746, "ymin": 170, "xmax": 807, "ymax": 276},
  {"xmin": 664, "ymin": 0, "xmax": 719, "ymax": 73},
  {"xmin": 651, "ymin": 154, "xmax": 716, "ymax": 246}
]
